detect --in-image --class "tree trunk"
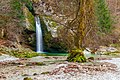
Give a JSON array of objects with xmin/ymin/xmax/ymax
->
[
  {"xmin": 67, "ymin": 0, "xmax": 95, "ymax": 62},
  {"xmin": 67, "ymin": 0, "xmax": 86, "ymax": 62}
]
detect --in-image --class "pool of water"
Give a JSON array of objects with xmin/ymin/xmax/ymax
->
[{"xmin": 43, "ymin": 52, "xmax": 68, "ymax": 56}]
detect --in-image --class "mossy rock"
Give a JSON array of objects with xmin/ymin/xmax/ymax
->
[
  {"xmin": 36, "ymin": 62, "xmax": 45, "ymax": 66},
  {"xmin": 41, "ymin": 71, "xmax": 50, "ymax": 74},
  {"xmin": 11, "ymin": 51, "xmax": 39, "ymax": 58},
  {"xmin": 0, "ymin": 46, "xmax": 40, "ymax": 58},
  {"xmin": 23, "ymin": 77, "xmax": 32, "ymax": 80},
  {"xmin": 26, "ymin": 62, "xmax": 45, "ymax": 66},
  {"xmin": 67, "ymin": 49, "xmax": 86, "ymax": 62}
]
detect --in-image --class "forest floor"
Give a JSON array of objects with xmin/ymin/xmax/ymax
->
[{"xmin": 0, "ymin": 54, "xmax": 120, "ymax": 80}]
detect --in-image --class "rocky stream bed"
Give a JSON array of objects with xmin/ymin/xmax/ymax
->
[{"xmin": 0, "ymin": 54, "xmax": 120, "ymax": 80}]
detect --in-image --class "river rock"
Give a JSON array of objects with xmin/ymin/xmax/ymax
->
[
  {"xmin": 107, "ymin": 47, "xmax": 118, "ymax": 52},
  {"xmin": 96, "ymin": 46, "xmax": 118, "ymax": 55}
]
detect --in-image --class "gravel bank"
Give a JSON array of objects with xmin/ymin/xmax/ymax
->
[
  {"xmin": 0, "ymin": 54, "xmax": 19, "ymax": 62},
  {"xmin": 0, "ymin": 55, "xmax": 120, "ymax": 80}
]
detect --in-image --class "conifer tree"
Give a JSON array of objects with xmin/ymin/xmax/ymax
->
[{"xmin": 95, "ymin": 0, "xmax": 112, "ymax": 33}]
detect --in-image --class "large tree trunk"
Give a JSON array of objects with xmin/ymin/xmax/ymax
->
[
  {"xmin": 67, "ymin": 0, "xmax": 86, "ymax": 62},
  {"xmin": 67, "ymin": 0, "xmax": 95, "ymax": 62}
]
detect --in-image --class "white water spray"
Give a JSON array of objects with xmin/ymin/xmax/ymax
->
[{"xmin": 35, "ymin": 16, "xmax": 43, "ymax": 53}]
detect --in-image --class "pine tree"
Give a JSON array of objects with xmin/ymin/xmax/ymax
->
[{"xmin": 95, "ymin": 0, "xmax": 113, "ymax": 33}]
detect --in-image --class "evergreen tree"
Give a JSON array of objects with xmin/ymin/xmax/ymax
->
[{"xmin": 95, "ymin": 0, "xmax": 113, "ymax": 33}]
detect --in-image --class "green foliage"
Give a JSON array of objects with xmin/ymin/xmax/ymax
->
[
  {"xmin": 95, "ymin": 0, "xmax": 113, "ymax": 33},
  {"xmin": 22, "ymin": 0, "xmax": 35, "ymax": 15},
  {"xmin": 11, "ymin": 0, "xmax": 24, "ymax": 20},
  {"xmin": 11, "ymin": 0, "xmax": 34, "ymax": 25},
  {"xmin": 67, "ymin": 49, "xmax": 86, "ymax": 62}
]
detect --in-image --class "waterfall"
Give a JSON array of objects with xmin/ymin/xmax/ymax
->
[{"xmin": 35, "ymin": 16, "xmax": 43, "ymax": 53}]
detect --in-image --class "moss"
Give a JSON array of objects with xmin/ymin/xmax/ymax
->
[
  {"xmin": 0, "ymin": 53, "xmax": 2, "ymax": 56},
  {"xmin": 104, "ymin": 52, "xmax": 120, "ymax": 56},
  {"xmin": 44, "ymin": 56, "xmax": 50, "ymax": 58},
  {"xmin": 0, "ymin": 46, "xmax": 40, "ymax": 58},
  {"xmin": 23, "ymin": 77, "xmax": 32, "ymax": 80},
  {"xmin": 24, "ymin": 6, "xmax": 35, "ymax": 31},
  {"xmin": 41, "ymin": 71, "xmax": 50, "ymax": 74},
  {"xmin": 36, "ymin": 62, "xmax": 45, "ymax": 66},
  {"xmin": 67, "ymin": 49, "xmax": 86, "ymax": 62},
  {"xmin": 11, "ymin": 51, "xmax": 39, "ymax": 58},
  {"xmin": 110, "ymin": 43, "xmax": 120, "ymax": 47},
  {"xmin": 26, "ymin": 62, "xmax": 45, "ymax": 66},
  {"xmin": 39, "ymin": 17, "xmax": 68, "ymax": 53}
]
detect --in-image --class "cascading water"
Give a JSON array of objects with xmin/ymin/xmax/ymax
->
[{"xmin": 35, "ymin": 16, "xmax": 43, "ymax": 53}]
